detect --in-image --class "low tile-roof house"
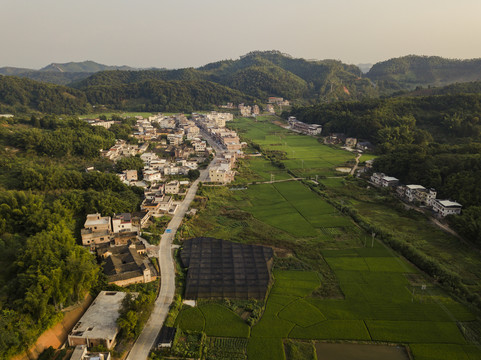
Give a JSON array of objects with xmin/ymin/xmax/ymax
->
[{"xmin": 98, "ymin": 242, "xmax": 158, "ymax": 287}]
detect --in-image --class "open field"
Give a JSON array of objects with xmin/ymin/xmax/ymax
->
[
  {"xmin": 174, "ymin": 115, "xmax": 481, "ymax": 360},
  {"xmin": 237, "ymin": 181, "xmax": 352, "ymax": 237},
  {"xmin": 327, "ymin": 180, "xmax": 481, "ymax": 298},
  {"xmin": 176, "ymin": 303, "xmax": 249, "ymax": 338},
  {"xmin": 229, "ymin": 116, "xmax": 355, "ymax": 177}
]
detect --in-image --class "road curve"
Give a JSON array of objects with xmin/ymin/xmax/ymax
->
[{"xmin": 126, "ymin": 130, "xmax": 219, "ymax": 360}]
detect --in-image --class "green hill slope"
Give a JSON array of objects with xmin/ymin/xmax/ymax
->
[
  {"xmin": 74, "ymin": 50, "xmax": 376, "ymax": 102},
  {"xmin": 367, "ymin": 55, "xmax": 481, "ymax": 91},
  {"xmin": 83, "ymin": 79, "xmax": 256, "ymax": 112},
  {"xmin": 0, "ymin": 76, "xmax": 90, "ymax": 114}
]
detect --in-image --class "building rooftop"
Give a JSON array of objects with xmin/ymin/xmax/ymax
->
[
  {"xmin": 69, "ymin": 291, "xmax": 127, "ymax": 343},
  {"xmin": 406, "ymin": 184, "xmax": 426, "ymax": 190},
  {"xmin": 436, "ymin": 200, "xmax": 462, "ymax": 208},
  {"xmin": 85, "ymin": 214, "xmax": 111, "ymax": 227}
]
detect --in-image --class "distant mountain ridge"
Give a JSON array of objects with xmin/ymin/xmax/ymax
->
[
  {"xmin": 4, "ymin": 52, "xmax": 481, "ymax": 113},
  {"xmin": 0, "ymin": 61, "xmax": 137, "ymax": 85},
  {"xmin": 73, "ymin": 51, "xmax": 377, "ymax": 102},
  {"xmin": 39, "ymin": 60, "xmax": 135, "ymax": 73}
]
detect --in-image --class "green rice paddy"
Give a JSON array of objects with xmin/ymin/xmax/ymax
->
[{"xmin": 174, "ymin": 115, "xmax": 481, "ymax": 360}]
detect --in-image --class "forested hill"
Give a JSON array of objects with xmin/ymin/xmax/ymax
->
[
  {"xmin": 0, "ymin": 75, "xmax": 255, "ymax": 114},
  {"xmin": 74, "ymin": 51, "xmax": 377, "ymax": 102},
  {"xmin": 0, "ymin": 76, "xmax": 91, "ymax": 114},
  {"xmin": 5, "ymin": 52, "xmax": 481, "ymax": 98},
  {"xmin": 83, "ymin": 79, "xmax": 257, "ymax": 112},
  {"xmin": 289, "ymin": 93, "xmax": 481, "ymax": 146},
  {"xmin": 367, "ymin": 55, "xmax": 481, "ymax": 91}
]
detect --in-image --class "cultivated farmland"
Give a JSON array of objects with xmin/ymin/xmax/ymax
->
[{"xmin": 173, "ymin": 115, "xmax": 481, "ymax": 360}]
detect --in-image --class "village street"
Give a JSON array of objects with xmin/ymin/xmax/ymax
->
[{"xmin": 126, "ymin": 129, "xmax": 224, "ymax": 360}]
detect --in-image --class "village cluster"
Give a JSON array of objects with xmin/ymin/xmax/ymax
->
[
  {"xmin": 370, "ymin": 172, "xmax": 462, "ymax": 217},
  {"xmin": 65, "ymin": 111, "xmax": 252, "ymax": 356},
  {"xmin": 80, "ymin": 111, "xmax": 248, "ymax": 286}
]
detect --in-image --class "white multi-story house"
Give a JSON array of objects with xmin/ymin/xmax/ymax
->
[
  {"xmin": 112, "ymin": 213, "xmax": 133, "ymax": 233},
  {"xmin": 143, "ymin": 169, "xmax": 162, "ymax": 182},
  {"xmin": 165, "ymin": 180, "xmax": 180, "ymax": 195},
  {"xmin": 432, "ymin": 200, "xmax": 462, "ymax": 217}
]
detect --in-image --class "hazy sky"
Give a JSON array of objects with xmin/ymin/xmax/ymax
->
[{"xmin": 1, "ymin": 0, "xmax": 481, "ymax": 69}]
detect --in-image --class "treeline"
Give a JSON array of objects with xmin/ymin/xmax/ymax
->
[
  {"xmin": 83, "ymin": 80, "xmax": 256, "ymax": 112},
  {"xmin": 289, "ymin": 93, "xmax": 481, "ymax": 147},
  {"xmin": 0, "ymin": 191, "xmax": 99, "ymax": 359},
  {"xmin": 0, "ymin": 76, "xmax": 90, "ymax": 114}
]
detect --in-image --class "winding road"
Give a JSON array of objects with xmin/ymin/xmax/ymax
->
[{"xmin": 126, "ymin": 129, "xmax": 222, "ymax": 360}]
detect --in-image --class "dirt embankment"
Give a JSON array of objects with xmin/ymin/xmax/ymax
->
[{"xmin": 11, "ymin": 294, "xmax": 93, "ymax": 360}]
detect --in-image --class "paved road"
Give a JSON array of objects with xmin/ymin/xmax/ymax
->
[{"xmin": 126, "ymin": 130, "xmax": 222, "ymax": 360}]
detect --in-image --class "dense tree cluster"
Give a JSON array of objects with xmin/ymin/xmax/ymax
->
[
  {"xmin": 83, "ymin": 80, "xmax": 255, "ymax": 112},
  {"xmin": 0, "ymin": 191, "xmax": 99, "ymax": 359},
  {"xmin": 0, "ymin": 117, "xmax": 143, "ymax": 359},
  {"xmin": 117, "ymin": 289, "xmax": 156, "ymax": 340},
  {"xmin": 0, "ymin": 76, "xmax": 90, "ymax": 114},
  {"xmin": 367, "ymin": 55, "xmax": 481, "ymax": 89},
  {"xmin": 289, "ymin": 93, "xmax": 481, "ymax": 145},
  {"xmin": 0, "ymin": 117, "xmax": 115, "ymax": 158}
]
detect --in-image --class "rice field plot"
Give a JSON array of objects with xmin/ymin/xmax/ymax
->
[
  {"xmin": 250, "ymin": 300, "xmax": 296, "ymax": 338},
  {"xmin": 309, "ymin": 215, "xmax": 353, "ymax": 228},
  {"xmin": 289, "ymin": 320, "xmax": 371, "ymax": 341},
  {"xmin": 326, "ymin": 256, "xmax": 414, "ymax": 273},
  {"xmin": 270, "ymin": 271, "xmax": 321, "ymax": 297},
  {"xmin": 320, "ymin": 177, "xmax": 345, "ymax": 188},
  {"xmin": 238, "ymin": 185, "xmax": 320, "ymax": 237},
  {"xmin": 284, "ymin": 340, "xmax": 317, "ymax": 360},
  {"xmin": 333, "ymin": 270, "xmax": 413, "ymax": 304},
  {"xmin": 278, "ymin": 299, "xmax": 327, "ymax": 327},
  {"xmin": 239, "ymin": 181, "xmax": 352, "ymax": 237},
  {"xmin": 199, "ymin": 304, "xmax": 250, "ymax": 338},
  {"xmin": 409, "ymin": 343, "xmax": 481, "ymax": 360},
  {"xmin": 229, "ymin": 117, "xmax": 355, "ymax": 176},
  {"xmin": 251, "ymin": 271, "xmax": 322, "ymax": 339},
  {"xmin": 205, "ymin": 337, "xmax": 248, "ymax": 360},
  {"xmin": 175, "ymin": 306, "xmax": 205, "ymax": 332},
  {"xmin": 247, "ymin": 337, "xmax": 286, "ymax": 360},
  {"xmin": 366, "ymin": 320, "xmax": 467, "ymax": 344},
  {"xmin": 247, "ymin": 157, "xmax": 292, "ymax": 181}
]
